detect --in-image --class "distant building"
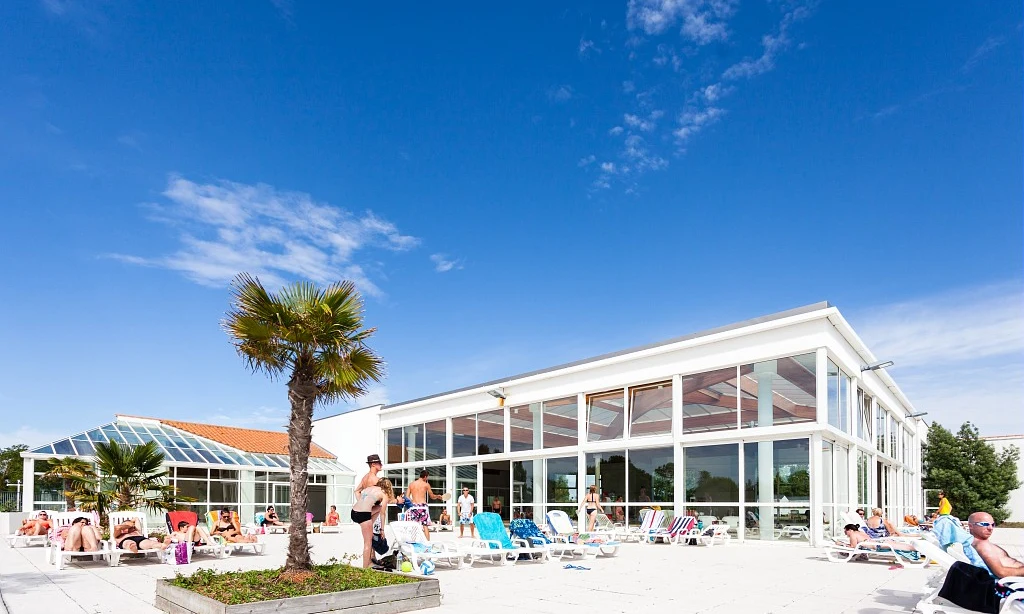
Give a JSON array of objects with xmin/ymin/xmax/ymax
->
[
  {"xmin": 22, "ymin": 415, "xmax": 355, "ymax": 524},
  {"xmin": 982, "ymin": 434, "xmax": 1024, "ymax": 523},
  {"xmin": 314, "ymin": 302, "xmax": 928, "ymax": 546}
]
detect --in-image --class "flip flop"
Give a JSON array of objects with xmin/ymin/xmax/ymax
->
[{"xmin": 563, "ymin": 563, "xmax": 591, "ymax": 570}]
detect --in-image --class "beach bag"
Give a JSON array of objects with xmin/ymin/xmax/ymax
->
[
  {"xmin": 371, "ymin": 534, "xmax": 390, "ymax": 556},
  {"xmin": 938, "ymin": 561, "xmax": 999, "ymax": 613},
  {"xmin": 165, "ymin": 541, "xmax": 192, "ymax": 566}
]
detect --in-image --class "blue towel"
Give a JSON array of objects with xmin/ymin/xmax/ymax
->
[
  {"xmin": 932, "ymin": 516, "xmax": 993, "ymax": 576},
  {"xmin": 473, "ymin": 512, "xmax": 515, "ymax": 549},
  {"xmin": 510, "ymin": 519, "xmax": 552, "ymax": 544}
]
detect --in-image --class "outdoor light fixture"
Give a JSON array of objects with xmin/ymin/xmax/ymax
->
[
  {"xmin": 487, "ymin": 389, "xmax": 507, "ymax": 400},
  {"xmin": 908, "ymin": 411, "xmax": 929, "ymax": 419},
  {"xmin": 861, "ymin": 360, "xmax": 895, "ymax": 372}
]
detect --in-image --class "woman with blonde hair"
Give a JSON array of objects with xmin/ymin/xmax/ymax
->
[
  {"xmin": 863, "ymin": 507, "xmax": 902, "ymax": 538},
  {"xmin": 351, "ymin": 477, "xmax": 396, "ymax": 568},
  {"xmin": 582, "ymin": 484, "xmax": 603, "ymax": 532}
]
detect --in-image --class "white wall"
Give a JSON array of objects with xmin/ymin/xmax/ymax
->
[
  {"xmin": 313, "ymin": 405, "xmax": 382, "ymax": 476},
  {"xmin": 984, "ymin": 435, "xmax": 1024, "ymax": 523}
]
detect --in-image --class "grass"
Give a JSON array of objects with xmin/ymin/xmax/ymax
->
[{"xmin": 169, "ymin": 559, "xmax": 418, "ymax": 605}]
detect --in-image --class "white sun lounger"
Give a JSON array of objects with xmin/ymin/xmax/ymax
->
[
  {"xmin": 913, "ymin": 538, "xmax": 1024, "ymax": 614},
  {"xmin": 390, "ymin": 521, "xmax": 464, "ymax": 571},
  {"xmin": 7, "ymin": 511, "xmax": 51, "ymax": 548},
  {"xmin": 108, "ymin": 511, "xmax": 167, "ymax": 563},
  {"xmin": 49, "ymin": 511, "xmax": 119, "ymax": 571}
]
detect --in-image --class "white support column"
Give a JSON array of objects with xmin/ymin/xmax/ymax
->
[
  {"xmin": 848, "ymin": 444, "xmax": 858, "ymax": 511},
  {"xmin": 577, "ymin": 393, "xmax": 587, "ymax": 529},
  {"xmin": 755, "ymin": 360, "xmax": 776, "ymax": 540},
  {"xmin": 810, "ymin": 432, "xmax": 824, "ymax": 547},
  {"xmin": 532, "ymin": 403, "xmax": 543, "ymax": 521},
  {"xmin": 22, "ymin": 458, "xmax": 34, "ymax": 512},
  {"xmin": 815, "ymin": 348, "xmax": 828, "ymax": 425},
  {"xmin": 672, "ymin": 374, "xmax": 684, "ymax": 519}
]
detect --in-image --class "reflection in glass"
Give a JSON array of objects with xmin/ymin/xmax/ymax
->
[
  {"xmin": 743, "ymin": 439, "xmax": 810, "ymax": 503},
  {"xmin": 424, "ymin": 420, "xmax": 446, "ymax": 460},
  {"xmin": 546, "ymin": 456, "xmax": 577, "ymax": 503},
  {"xmin": 629, "ymin": 381, "xmax": 672, "ymax": 437},
  {"xmin": 684, "ymin": 444, "xmax": 738, "ymax": 503},
  {"xmin": 857, "ymin": 450, "xmax": 870, "ymax": 505},
  {"xmin": 543, "ymin": 397, "xmax": 577, "ymax": 449},
  {"xmin": 827, "ymin": 360, "xmax": 850, "ymax": 432},
  {"xmin": 452, "ymin": 415, "xmax": 476, "ymax": 458},
  {"xmin": 477, "ymin": 409, "xmax": 504, "ymax": 455},
  {"xmin": 587, "ymin": 389, "xmax": 625, "ymax": 441},
  {"xmin": 403, "ymin": 423, "xmax": 424, "ymax": 462},
  {"xmin": 682, "ymin": 367, "xmax": 738, "ymax": 434},
  {"xmin": 512, "ymin": 460, "xmax": 537, "ymax": 520},
  {"xmin": 739, "ymin": 354, "xmax": 816, "ymax": 429},
  {"xmin": 585, "ymin": 451, "xmax": 626, "ymax": 507},
  {"xmin": 386, "ymin": 428, "xmax": 402, "ymax": 464},
  {"xmin": 509, "ymin": 403, "xmax": 539, "ymax": 452},
  {"xmin": 629, "ymin": 447, "xmax": 674, "ymax": 502}
]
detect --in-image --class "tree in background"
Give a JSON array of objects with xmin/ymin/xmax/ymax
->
[
  {"xmin": 223, "ymin": 273, "xmax": 384, "ymax": 573},
  {"xmin": 0, "ymin": 445, "xmax": 28, "ymax": 489},
  {"xmin": 74, "ymin": 440, "xmax": 182, "ymax": 521},
  {"xmin": 923, "ymin": 422, "xmax": 1020, "ymax": 523},
  {"xmin": 42, "ymin": 457, "xmax": 93, "ymax": 510}
]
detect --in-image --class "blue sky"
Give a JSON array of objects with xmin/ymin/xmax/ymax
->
[{"xmin": 1, "ymin": 1, "xmax": 1021, "ymax": 448}]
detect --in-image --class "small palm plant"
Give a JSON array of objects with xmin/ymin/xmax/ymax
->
[
  {"xmin": 75, "ymin": 440, "xmax": 181, "ymax": 521},
  {"xmin": 223, "ymin": 273, "xmax": 384, "ymax": 572},
  {"xmin": 41, "ymin": 457, "xmax": 93, "ymax": 510}
]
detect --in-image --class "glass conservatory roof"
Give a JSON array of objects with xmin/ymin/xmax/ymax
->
[{"xmin": 27, "ymin": 416, "xmax": 352, "ymax": 474}]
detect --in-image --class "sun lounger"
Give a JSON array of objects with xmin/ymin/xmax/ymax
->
[
  {"xmin": 49, "ymin": 511, "xmax": 119, "ymax": 571},
  {"xmin": 822, "ymin": 534, "xmax": 926, "ymax": 568},
  {"xmin": 528, "ymin": 514, "xmax": 590, "ymax": 559},
  {"xmin": 390, "ymin": 521, "xmax": 464, "ymax": 571},
  {"xmin": 698, "ymin": 523, "xmax": 732, "ymax": 547},
  {"xmin": 165, "ymin": 511, "xmax": 225, "ymax": 558},
  {"xmin": 7, "ymin": 511, "xmax": 51, "ymax": 548},
  {"xmin": 206, "ymin": 511, "xmax": 266, "ymax": 555},
  {"xmin": 545, "ymin": 510, "xmax": 620, "ymax": 557},
  {"xmin": 913, "ymin": 539, "xmax": 1024, "ymax": 614},
  {"xmin": 647, "ymin": 515, "xmax": 699, "ymax": 545},
  {"xmin": 465, "ymin": 512, "xmax": 548, "ymax": 566},
  {"xmin": 108, "ymin": 511, "xmax": 167, "ymax": 563},
  {"xmin": 253, "ymin": 512, "xmax": 288, "ymax": 534}
]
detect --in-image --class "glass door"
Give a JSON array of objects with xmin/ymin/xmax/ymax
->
[
  {"xmin": 482, "ymin": 460, "xmax": 511, "ymax": 523},
  {"xmin": 273, "ymin": 483, "xmax": 291, "ymax": 521},
  {"xmin": 453, "ymin": 464, "xmax": 479, "ymax": 520}
]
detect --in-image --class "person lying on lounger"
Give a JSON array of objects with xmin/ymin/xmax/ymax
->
[
  {"xmin": 63, "ymin": 516, "xmax": 103, "ymax": 552},
  {"xmin": 840, "ymin": 524, "xmax": 918, "ymax": 558},
  {"xmin": 113, "ymin": 518, "xmax": 169, "ymax": 553},
  {"xmin": 863, "ymin": 508, "xmax": 902, "ymax": 538},
  {"xmin": 261, "ymin": 506, "xmax": 288, "ymax": 532},
  {"xmin": 170, "ymin": 520, "xmax": 215, "ymax": 547},
  {"xmin": 212, "ymin": 508, "xmax": 259, "ymax": 543},
  {"xmin": 16, "ymin": 511, "xmax": 51, "ymax": 536}
]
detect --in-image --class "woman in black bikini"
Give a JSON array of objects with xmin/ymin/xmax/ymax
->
[
  {"xmin": 113, "ymin": 518, "xmax": 168, "ymax": 553},
  {"xmin": 351, "ymin": 477, "xmax": 396, "ymax": 568},
  {"xmin": 583, "ymin": 485, "xmax": 603, "ymax": 532},
  {"xmin": 262, "ymin": 505, "xmax": 288, "ymax": 532},
  {"xmin": 212, "ymin": 509, "xmax": 258, "ymax": 544}
]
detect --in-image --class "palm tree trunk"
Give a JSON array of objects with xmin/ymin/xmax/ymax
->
[
  {"xmin": 285, "ymin": 373, "xmax": 317, "ymax": 572},
  {"xmin": 64, "ymin": 479, "xmax": 75, "ymax": 510}
]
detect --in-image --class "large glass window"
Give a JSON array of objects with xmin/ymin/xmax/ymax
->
[
  {"xmin": 629, "ymin": 447, "xmax": 674, "ymax": 503},
  {"xmin": 586, "ymin": 451, "xmax": 626, "ymax": 506},
  {"xmin": 739, "ymin": 354, "xmax": 816, "ymax": 429},
  {"xmin": 684, "ymin": 444, "xmax": 738, "ymax": 503},
  {"xmin": 587, "ymin": 389, "xmax": 625, "ymax": 441},
  {"xmin": 509, "ymin": 403, "xmax": 539, "ymax": 452},
  {"xmin": 543, "ymin": 397, "xmax": 578, "ymax": 449},
  {"xmin": 386, "ymin": 428, "xmax": 403, "ymax": 464},
  {"xmin": 402, "ymin": 423, "xmax": 424, "ymax": 462},
  {"xmin": 546, "ymin": 456, "xmax": 578, "ymax": 504},
  {"xmin": 889, "ymin": 415, "xmax": 898, "ymax": 461},
  {"xmin": 512, "ymin": 459, "xmax": 538, "ymax": 520},
  {"xmin": 452, "ymin": 415, "xmax": 476, "ymax": 458},
  {"xmin": 858, "ymin": 391, "xmax": 873, "ymax": 441},
  {"xmin": 826, "ymin": 360, "xmax": 849, "ymax": 432},
  {"xmin": 876, "ymin": 407, "xmax": 887, "ymax": 453},
  {"xmin": 477, "ymin": 409, "xmax": 504, "ymax": 455},
  {"xmin": 424, "ymin": 420, "xmax": 446, "ymax": 460},
  {"xmin": 743, "ymin": 439, "xmax": 809, "ymax": 503},
  {"xmin": 682, "ymin": 367, "xmax": 738, "ymax": 434},
  {"xmin": 629, "ymin": 381, "xmax": 672, "ymax": 437},
  {"xmin": 857, "ymin": 450, "xmax": 871, "ymax": 506}
]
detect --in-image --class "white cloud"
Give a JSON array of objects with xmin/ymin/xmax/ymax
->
[
  {"xmin": 963, "ymin": 36, "xmax": 1004, "ymax": 72},
  {"xmin": 624, "ymin": 110, "xmax": 664, "ymax": 132},
  {"xmin": 853, "ymin": 281, "xmax": 1024, "ymax": 435},
  {"xmin": 608, "ymin": 126, "xmax": 625, "ymax": 136},
  {"xmin": 548, "ymin": 85, "xmax": 574, "ymax": 102},
  {"xmin": 626, "ymin": 0, "xmax": 734, "ymax": 44},
  {"xmin": 579, "ymin": 38, "xmax": 597, "ymax": 57},
  {"xmin": 0, "ymin": 425, "xmax": 67, "ymax": 449},
  {"xmin": 674, "ymin": 106, "xmax": 724, "ymax": 142},
  {"xmin": 108, "ymin": 175, "xmax": 419, "ymax": 297},
  {"xmin": 722, "ymin": 3, "xmax": 811, "ymax": 81},
  {"xmin": 430, "ymin": 253, "xmax": 463, "ymax": 273},
  {"xmin": 622, "ymin": 80, "xmax": 636, "ymax": 93},
  {"xmin": 577, "ymin": 154, "xmax": 597, "ymax": 167},
  {"xmin": 600, "ymin": 161, "xmax": 617, "ymax": 173},
  {"xmin": 117, "ymin": 132, "xmax": 144, "ymax": 150}
]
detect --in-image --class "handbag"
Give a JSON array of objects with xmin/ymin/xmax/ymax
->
[
  {"xmin": 371, "ymin": 533, "xmax": 390, "ymax": 556},
  {"xmin": 165, "ymin": 541, "xmax": 192, "ymax": 565}
]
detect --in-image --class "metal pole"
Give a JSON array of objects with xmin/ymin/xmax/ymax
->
[{"xmin": 15, "ymin": 480, "xmax": 21, "ymax": 510}]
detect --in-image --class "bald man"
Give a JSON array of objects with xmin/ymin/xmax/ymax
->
[{"xmin": 969, "ymin": 512, "xmax": 1024, "ymax": 579}]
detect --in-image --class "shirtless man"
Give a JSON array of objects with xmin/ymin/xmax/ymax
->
[
  {"xmin": 969, "ymin": 512, "xmax": 1024, "ymax": 578},
  {"xmin": 356, "ymin": 454, "xmax": 384, "ymax": 499},
  {"xmin": 406, "ymin": 470, "xmax": 442, "ymax": 540}
]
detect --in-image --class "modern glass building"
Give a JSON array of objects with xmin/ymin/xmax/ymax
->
[
  {"xmin": 22, "ymin": 415, "xmax": 355, "ymax": 524},
  {"xmin": 314, "ymin": 303, "xmax": 926, "ymax": 546}
]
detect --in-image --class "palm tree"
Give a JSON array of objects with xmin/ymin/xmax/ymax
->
[
  {"xmin": 76, "ymin": 440, "xmax": 180, "ymax": 521},
  {"xmin": 223, "ymin": 273, "xmax": 384, "ymax": 572},
  {"xmin": 41, "ymin": 457, "xmax": 93, "ymax": 510}
]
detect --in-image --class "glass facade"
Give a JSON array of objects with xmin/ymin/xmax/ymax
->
[
  {"xmin": 826, "ymin": 360, "xmax": 850, "ymax": 433},
  {"xmin": 682, "ymin": 367, "xmax": 739, "ymax": 434},
  {"xmin": 740, "ymin": 354, "xmax": 817, "ymax": 428},
  {"xmin": 629, "ymin": 381, "xmax": 672, "ymax": 437},
  {"xmin": 587, "ymin": 389, "xmax": 625, "ymax": 441}
]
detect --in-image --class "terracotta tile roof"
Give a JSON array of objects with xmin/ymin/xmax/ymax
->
[{"xmin": 152, "ymin": 418, "xmax": 336, "ymax": 459}]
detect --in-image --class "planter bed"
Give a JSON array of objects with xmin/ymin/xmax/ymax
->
[{"xmin": 156, "ymin": 565, "xmax": 439, "ymax": 614}]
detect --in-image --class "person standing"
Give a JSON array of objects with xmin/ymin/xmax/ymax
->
[
  {"xmin": 357, "ymin": 454, "xmax": 384, "ymax": 499},
  {"xmin": 582, "ymin": 484, "xmax": 603, "ymax": 531},
  {"xmin": 937, "ymin": 490, "xmax": 953, "ymax": 516},
  {"xmin": 457, "ymin": 487, "xmax": 476, "ymax": 538},
  {"xmin": 406, "ymin": 470, "xmax": 442, "ymax": 540},
  {"xmin": 351, "ymin": 477, "xmax": 396, "ymax": 568}
]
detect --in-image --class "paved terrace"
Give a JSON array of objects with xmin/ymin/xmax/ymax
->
[{"xmin": 2, "ymin": 528, "xmax": 1022, "ymax": 614}]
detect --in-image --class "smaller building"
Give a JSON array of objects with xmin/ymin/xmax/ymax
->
[
  {"xmin": 983, "ymin": 434, "xmax": 1024, "ymax": 523},
  {"xmin": 22, "ymin": 415, "xmax": 356, "ymax": 525}
]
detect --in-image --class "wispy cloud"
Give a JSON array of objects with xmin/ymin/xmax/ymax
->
[
  {"xmin": 722, "ymin": 4, "xmax": 812, "ymax": 80},
  {"xmin": 107, "ymin": 175, "xmax": 419, "ymax": 297},
  {"xmin": 674, "ymin": 106, "xmax": 725, "ymax": 143},
  {"xmin": 548, "ymin": 85, "xmax": 574, "ymax": 103},
  {"xmin": 854, "ymin": 281, "xmax": 1024, "ymax": 434},
  {"xmin": 0, "ymin": 424, "xmax": 68, "ymax": 449},
  {"xmin": 430, "ymin": 253, "xmax": 463, "ymax": 273},
  {"xmin": 117, "ymin": 131, "xmax": 144, "ymax": 150},
  {"xmin": 626, "ymin": 0, "xmax": 735, "ymax": 44},
  {"xmin": 579, "ymin": 38, "xmax": 597, "ymax": 58},
  {"xmin": 962, "ymin": 36, "xmax": 1004, "ymax": 72},
  {"xmin": 578, "ymin": 154, "xmax": 597, "ymax": 167}
]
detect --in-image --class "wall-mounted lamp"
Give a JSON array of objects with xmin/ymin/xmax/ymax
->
[
  {"xmin": 907, "ymin": 411, "xmax": 928, "ymax": 419},
  {"xmin": 487, "ymin": 389, "xmax": 506, "ymax": 406},
  {"xmin": 861, "ymin": 360, "xmax": 894, "ymax": 372}
]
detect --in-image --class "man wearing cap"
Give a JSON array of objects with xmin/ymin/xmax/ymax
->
[{"xmin": 357, "ymin": 454, "xmax": 383, "ymax": 500}]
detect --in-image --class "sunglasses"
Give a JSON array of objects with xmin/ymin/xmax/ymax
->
[{"xmin": 970, "ymin": 521, "xmax": 995, "ymax": 528}]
